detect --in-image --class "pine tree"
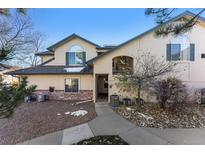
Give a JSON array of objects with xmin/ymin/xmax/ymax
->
[{"xmin": 0, "ymin": 77, "xmax": 36, "ymax": 118}]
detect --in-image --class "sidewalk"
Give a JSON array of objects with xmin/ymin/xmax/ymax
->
[{"xmin": 20, "ymin": 103, "xmax": 205, "ymax": 145}]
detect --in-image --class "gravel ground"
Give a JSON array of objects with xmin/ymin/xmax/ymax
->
[
  {"xmin": 0, "ymin": 100, "xmax": 96, "ymax": 145},
  {"xmin": 114, "ymin": 103, "xmax": 205, "ymax": 128}
]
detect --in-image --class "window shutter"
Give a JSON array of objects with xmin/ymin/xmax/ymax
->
[
  {"xmin": 83, "ymin": 52, "xmax": 86, "ymax": 64},
  {"xmin": 190, "ymin": 44, "xmax": 195, "ymax": 61},
  {"xmin": 66, "ymin": 52, "xmax": 69, "ymax": 65},
  {"xmin": 166, "ymin": 44, "xmax": 171, "ymax": 61}
]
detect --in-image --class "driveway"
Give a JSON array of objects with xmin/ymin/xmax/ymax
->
[{"xmin": 19, "ymin": 103, "xmax": 205, "ymax": 145}]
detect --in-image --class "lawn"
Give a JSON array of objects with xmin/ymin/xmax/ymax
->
[
  {"xmin": 114, "ymin": 102, "xmax": 205, "ymax": 128},
  {"xmin": 0, "ymin": 100, "xmax": 96, "ymax": 145}
]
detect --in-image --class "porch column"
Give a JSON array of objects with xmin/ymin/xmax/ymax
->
[{"xmin": 93, "ymin": 74, "xmax": 96, "ymax": 103}]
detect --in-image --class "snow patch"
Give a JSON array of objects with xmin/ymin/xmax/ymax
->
[
  {"xmin": 71, "ymin": 110, "xmax": 88, "ymax": 117},
  {"xmin": 64, "ymin": 67, "xmax": 84, "ymax": 72},
  {"xmin": 57, "ymin": 113, "xmax": 61, "ymax": 116},
  {"xmin": 126, "ymin": 107, "xmax": 135, "ymax": 111},
  {"xmin": 64, "ymin": 110, "xmax": 88, "ymax": 117},
  {"xmin": 65, "ymin": 111, "xmax": 70, "ymax": 115},
  {"xmin": 137, "ymin": 112, "xmax": 153, "ymax": 121}
]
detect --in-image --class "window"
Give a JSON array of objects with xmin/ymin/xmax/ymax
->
[
  {"xmin": 66, "ymin": 45, "xmax": 86, "ymax": 65},
  {"xmin": 201, "ymin": 54, "xmax": 205, "ymax": 58},
  {"xmin": 167, "ymin": 35, "xmax": 195, "ymax": 61},
  {"xmin": 65, "ymin": 78, "xmax": 79, "ymax": 92},
  {"xmin": 112, "ymin": 56, "xmax": 133, "ymax": 74},
  {"xmin": 170, "ymin": 44, "xmax": 181, "ymax": 60}
]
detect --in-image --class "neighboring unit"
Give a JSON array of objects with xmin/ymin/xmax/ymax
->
[
  {"xmin": 7, "ymin": 11, "xmax": 205, "ymax": 102},
  {"xmin": 0, "ymin": 63, "xmax": 20, "ymax": 84}
]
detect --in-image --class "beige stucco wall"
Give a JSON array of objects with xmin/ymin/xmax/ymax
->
[
  {"xmin": 26, "ymin": 74, "xmax": 93, "ymax": 91},
  {"xmin": 93, "ymin": 23, "xmax": 205, "ymax": 101},
  {"xmin": 41, "ymin": 55, "xmax": 54, "ymax": 63},
  {"xmin": 45, "ymin": 38, "xmax": 97, "ymax": 66}
]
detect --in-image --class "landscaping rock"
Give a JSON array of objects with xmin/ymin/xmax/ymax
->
[{"xmin": 114, "ymin": 103, "xmax": 205, "ymax": 128}]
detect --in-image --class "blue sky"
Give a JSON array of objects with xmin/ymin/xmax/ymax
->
[{"xmin": 28, "ymin": 8, "xmax": 198, "ymax": 47}]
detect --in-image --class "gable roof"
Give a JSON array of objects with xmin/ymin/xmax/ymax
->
[
  {"xmin": 47, "ymin": 33, "xmax": 101, "ymax": 51},
  {"xmin": 87, "ymin": 11, "xmax": 205, "ymax": 64}
]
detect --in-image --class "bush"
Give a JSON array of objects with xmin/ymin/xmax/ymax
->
[
  {"xmin": 74, "ymin": 135, "xmax": 129, "ymax": 145},
  {"xmin": 152, "ymin": 77, "xmax": 187, "ymax": 109},
  {"xmin": 0, "ymin": 76, "xmax": 37, "ymax": 118}
]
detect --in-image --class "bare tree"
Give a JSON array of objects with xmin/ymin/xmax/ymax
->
[
  {"xmin": 115, "ymin": 52, "xmax": 176, "ymax": 104},
  {"xmin": 30, "ymin": 32, "xmax": 46, "ymax": 66},
  {"xmin": 145, "ymin": 8, "xmax": 205, "ymax": 36},
  {"xmin": 15, "ymin": 32, "xmax": 46, "ymax": 66},
  {"xmin": 0, "ymin": 13, "xmax": 33, "ymax": 62}
]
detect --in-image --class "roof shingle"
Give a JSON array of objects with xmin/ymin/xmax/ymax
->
[{"xmin": 6, "ymin": 65, "xmax": 93, "ymax": 75}]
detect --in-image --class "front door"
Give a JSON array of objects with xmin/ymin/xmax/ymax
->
[{"xmin": 97, "ymin": 74, "xmax": 108, "ymax": 102}]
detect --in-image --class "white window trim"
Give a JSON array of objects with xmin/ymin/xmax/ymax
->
[{"xmin": 64, "ymin": 77, "xmax": 81, "ymax": 93}]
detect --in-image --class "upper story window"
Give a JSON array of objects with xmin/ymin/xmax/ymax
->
[
  {"xmin": 112, "ymin": 56, "xmax": 133, "ymax": 74},
  {"xmin": 66, "ymin": 45, "xmax": 86, "ymax": 65},
  {"xmin": 167, "ymin": 35, "xmax": 195, "ymax": 61}
]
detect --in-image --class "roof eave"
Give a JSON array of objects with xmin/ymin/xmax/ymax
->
[
  {"xmin": 35, "ymin": 53, "xmax": 54, "ymax": 56},
  {"xmin": 47, "ymin": 33, "xmax": 101, "ymax": 51},
  {"xmin": 35, "ymin": 51, "xmax": 54, "ymax": 56},
  {"xmin": 6, "ymin": 72, "xmax": 93, "ymax": 75}
]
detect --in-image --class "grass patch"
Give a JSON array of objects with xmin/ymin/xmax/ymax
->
[{"xmin": 74, "ymin": 135, "xmax": 129, "ymax": 145}]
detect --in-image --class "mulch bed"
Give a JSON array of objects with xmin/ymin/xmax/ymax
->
[
  {"xmin": 114, "ymin": 103, "xmax": 205, "ymax": 128},
  {"xmin": 74, "ymin": 135, "xmax": 128, "ymax": 145},
  {"xmin": 0, "ymin": 100, "xmax": 97, "ymax": 145}
]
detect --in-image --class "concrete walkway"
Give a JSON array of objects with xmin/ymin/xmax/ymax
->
[{"xmin": 20, "ymin": 103, "xmax": 205, "ymax": 145}]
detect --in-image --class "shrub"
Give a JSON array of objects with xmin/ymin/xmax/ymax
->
[
  {"xmin": 0, "ymin": 76, "xmax": 37, "ymax": 118},
  {"xmin": 75, "ymin": 135, "xmax": 129, "ymax": 145},
  {"xmin": 152, "ymin": 77, "xmax": 187, "ymax": 109}
]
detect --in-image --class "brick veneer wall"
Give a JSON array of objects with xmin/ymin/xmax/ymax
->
[{"xmin": 34, "ymin": 90, "xmax": 93, "ymax": 101}]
